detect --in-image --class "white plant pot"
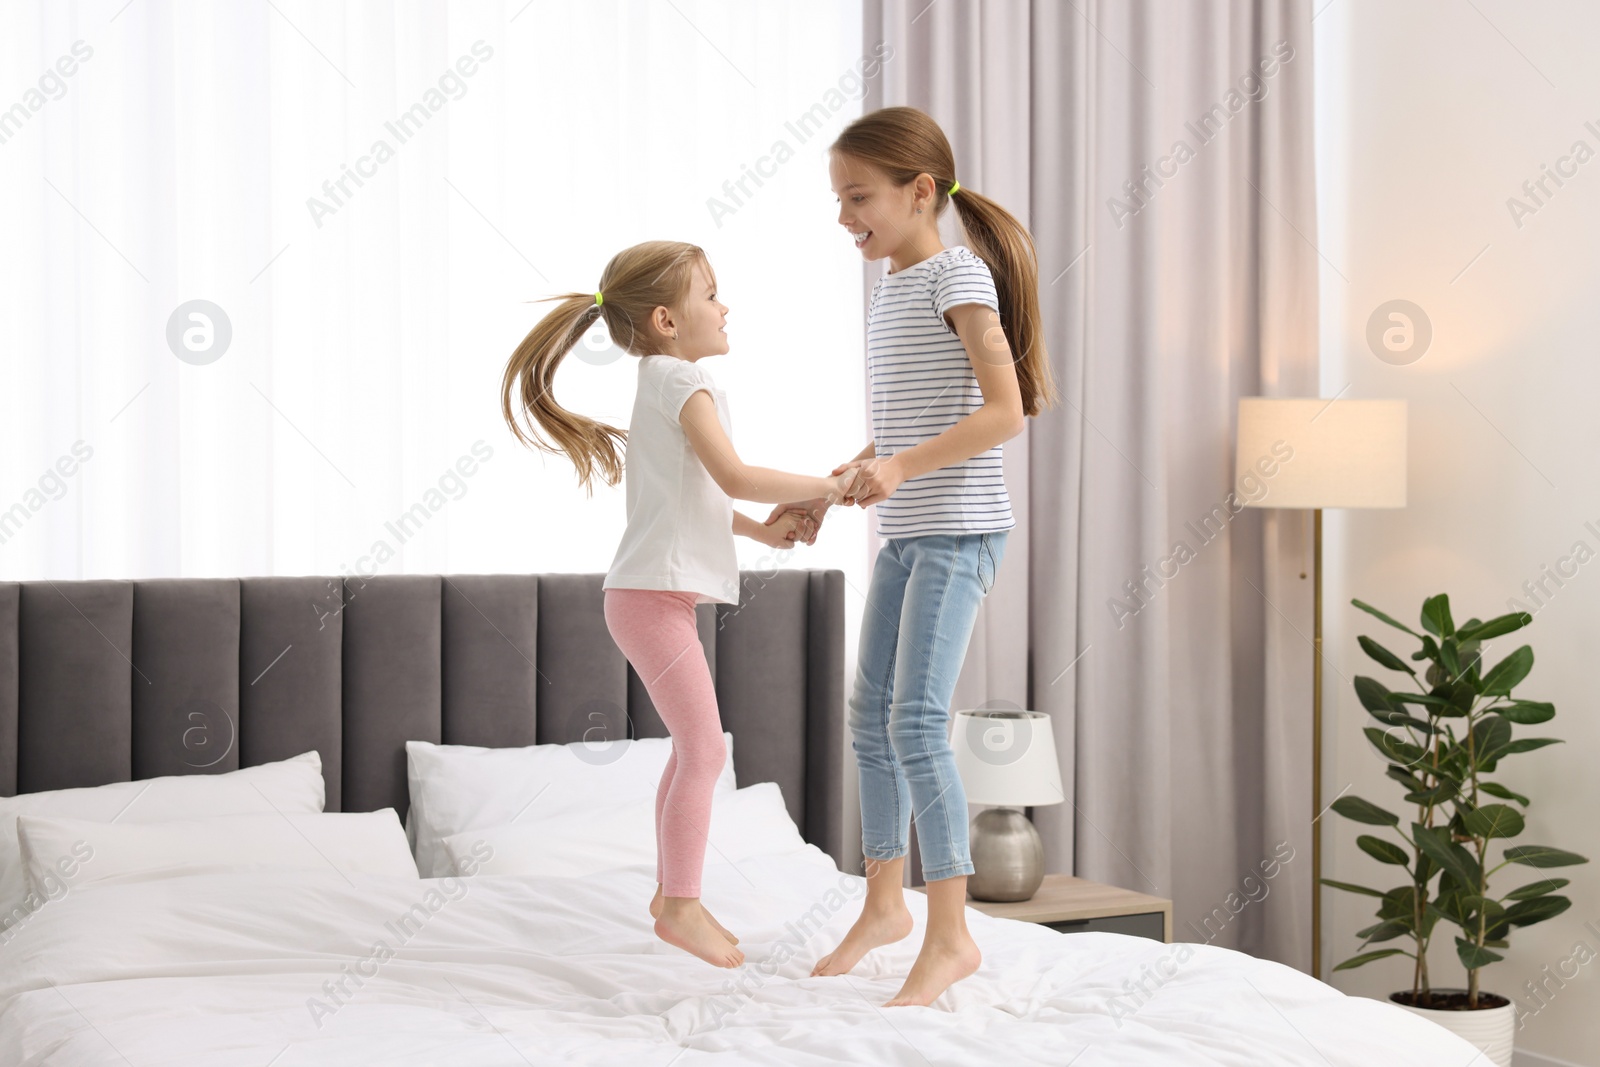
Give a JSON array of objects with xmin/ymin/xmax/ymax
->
[{"xmin": 1391, "ymin": 989, "xmax": 1514, "ymax": 1067}]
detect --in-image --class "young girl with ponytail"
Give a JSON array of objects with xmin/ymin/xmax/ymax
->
[
  {"xmin": 786, "ymin": 106, "xmax": 1058, "ymax": 1007},
  {"xmin": 501, "ymin": 241, "xmax": 858, "ymax": 969}
]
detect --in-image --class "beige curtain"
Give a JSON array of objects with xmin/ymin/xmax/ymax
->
[{"xmin": 864, "ymin": 0, "xmax": 1319, "ymax": 969}]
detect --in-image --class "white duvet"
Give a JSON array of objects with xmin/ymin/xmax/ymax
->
[{"xmin": 0, "ymin": 843, "xmax": 1478, "ymax": 1066}]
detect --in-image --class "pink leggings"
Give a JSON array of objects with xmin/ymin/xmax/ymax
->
[{"xmin": 602, "ymin": 588, "xmax": 726, "ymax": 898}]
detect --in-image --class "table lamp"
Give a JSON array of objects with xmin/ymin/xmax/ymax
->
[
  {"xmin": 1235, "ymin": 396, "xmax": 1408, "ymax": 978},
  {"xmin": 953, "ymin": 708, "xmax": 1064, "ymax": 902}
]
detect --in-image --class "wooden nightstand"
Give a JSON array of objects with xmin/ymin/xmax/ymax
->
[{"xmin": 922, "ymin": 874, "xmax": 1172, "ymax": 942}]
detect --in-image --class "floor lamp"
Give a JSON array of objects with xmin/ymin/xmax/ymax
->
[{"xmin": 1236, "ymin": 397, "xmax": 1408, "ymax": 979}]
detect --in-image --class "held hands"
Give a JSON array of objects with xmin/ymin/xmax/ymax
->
[
  {"xmin": 761, "ymin": 471, "xmax": 858, "ymax": 546},
  {"xmin": 828, "ymin": 467, "xmax": 862, "ymax": 506},
  {"xmin": 762, "ymin": 459, "xmax": 904, "ymax": 546},
  {"xmin": 763, "ymin": 499, "xmax": 827, "ymax": 546},
  {"xmin": 757, "ymin": 509, "xmax": 808, "ymax": 548},
  {"xmin": 831, "ymin": 455, "xmax": 904, "ymax": 508}
]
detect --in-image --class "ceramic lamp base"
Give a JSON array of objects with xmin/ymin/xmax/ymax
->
[{"xmin": 967, "ymin": 806, "xmax": 1044, "ymax": 902}]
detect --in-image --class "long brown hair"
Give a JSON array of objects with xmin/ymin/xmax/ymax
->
[
  {"xmin": 501, "ymin": 240, "xmax": 711, "ymax": 494},
  {"xmin": 832, "ymin": 106, "xmax": 1057, "ymax": 417}
]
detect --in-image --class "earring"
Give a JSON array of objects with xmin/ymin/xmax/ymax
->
[{"xmin": 916, "ymin": 207, "xmax": 923, "ymax": 214}]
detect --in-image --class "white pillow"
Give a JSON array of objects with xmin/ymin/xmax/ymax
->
[
  {"xmin": 17, "ymin": 809, "xmax": 417, "ymax": 894},
  {"xmin": 438, "ymin": 779, "xmax": 810, "ymax": 879},
  {"xmin": 0, "ymin": 751, "xmax": 326, "ymax": 931},
  {"xmin": 406, "ymin": 733, "xmax": 738, "ymax": 878}
]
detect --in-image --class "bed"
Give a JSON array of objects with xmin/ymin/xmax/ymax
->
[{"xmin": 0, "ymin": 572, "xmax": 1482, "ymax": 1065}]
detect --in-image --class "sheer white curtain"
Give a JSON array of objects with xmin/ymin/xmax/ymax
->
[{"xmin": 0, "ymin": 0, "xmax": 872, "ymax": 615}]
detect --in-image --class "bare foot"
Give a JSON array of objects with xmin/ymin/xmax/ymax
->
[
  {"xmin": 884, "ymin": 933, "xmax": 981, "ymax": 1007},
  {"xmin": 810, "ymin": 903, "xmax": 915, "ymax": 976},
  {"xmin": 655, "ymin": 900, "xmax": 745, "ymax": 969},
  {"xmin": 650, "ymin": 885, "xmax": 738, "ymax": 945}
]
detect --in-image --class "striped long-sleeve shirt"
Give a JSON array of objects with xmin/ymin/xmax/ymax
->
[{"xmin": 866, "ymin": 245, "xmax": 1016, "ymax": 539}]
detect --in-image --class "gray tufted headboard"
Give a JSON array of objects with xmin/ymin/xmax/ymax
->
[{"xmin": 0, "ymin": 570, "xmax": 846, "ymax": 864}]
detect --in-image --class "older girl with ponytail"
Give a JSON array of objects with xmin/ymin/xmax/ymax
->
[
  {"xmin": 502, "ymin": 240, "xmax": 858, "ymax": 970},
  {"xmin": 789, "ymin": 106, "xmax": 1058, "ymax": 1007}
]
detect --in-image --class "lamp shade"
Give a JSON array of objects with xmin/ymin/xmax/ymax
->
[
  {"xmin": 1235, "ymin": 397, "xmax": 1407, "ymax": 510},
  {"xmin": 952, "ymin": 710, "xmax": 1064, "ymax": 808}
]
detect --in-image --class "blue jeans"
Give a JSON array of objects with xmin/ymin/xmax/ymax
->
[{"xmin": 849, "ymin": 530, "xmax": 1008, "ymax": 882}]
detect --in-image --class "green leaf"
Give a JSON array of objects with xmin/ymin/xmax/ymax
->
[
  {"xmin": 1481, "ymin": 646, "xmax": 1534, "ymax": 696},
  {"xmin": 1500, "ymin": 737, "xmax": 1563, "ymax": 756},
  {"xmin": 1458, "ymin": 894, "xmax": 1505, "ymax": 919},
  {"xmin": 1320, "ymin": 878, "xmax": 1387, "ymax": 898},
  {"xmin": 1352, "ymin": 598, "xmax": 1423, "ymax": 638},
  {"xmin": 1403, "ymin": 782, "xmax": 1457, "ymax": 805},
  {"xmin": 1388, "ymin": 714, "xmax": 1440, "ymax": 734},
  {"xmin": 1438, "ymin": 638, "xmax": 1462, "ymax": 679},
  {"xmin": 1354, "ymin": 676, "xmax": 1401, "ymax": 715},
  {"xmin": 1423, "ymin": 908, "xmax": 1446, "ymax": 936},
  {"xmin": 1504, "ymin": 895, "xmax": 1571, "ymax": 927},
  {"xmin": 1456, "ymin": 611, "xmax": 1532, "ymax": 642},
  {"xmin": 1364, "ymin": 727, "xmax": 1425, "ymax": 766},
  {"xmin": 1479, "ymin": 781, "xmax": 1530, "ymax": 806},
  {"xmin": 1392, "ymin": 692, "xmax": 1453, "ymax": 710},
  {"xmin": 1503, "ymin": 845, "xmax": 1590, "ymax": 868},
  {"xmin": 1472, "ymin": 715, "xmax": 1513, "ymax": 770},
  {"xmin": 1462, "ymin": 803, "xmax": 1525, "ymax": 840},
  {"xmin": 1456, "ymin": 937, "xmax": 1503, "ymax": 970},
  {"xmin": 1333, "ymin": 795, "xmax": 1401, "ymax": 827},
  {"xmin": 1358, "ymin": 835, "xmax": 1411, "ymax": 865},
  {"xmin": 1446, "ymin": 680, "xmax": 1476, "ymax": 715},
  {"xmin": 1398, "ymin": 766, "xmax": 1459, "ymax": 804},
  {"xmin": 1436, "ymin": 889, "xmax": 1471, "ymax": 925},
  {"xmin": 1357, "ymin": 919, "xmax": 1411, "ymax": 943},
  {"xmin": 1413, "ymin": 822, "xmax": 1481, "ymax": 887},
  {"xmin": 1358, "ymin": 635, "xmax": 1417, "ymax": 675},
  {"xmin": 1386, "ymin": 765, "xmax": 1425, "ymax": 791},
  {"xmin": 1333, "ymin": 948, "xmax": 1412, "ymax": 972},
  {"xmin": 1501, "ymin": 700, "xmax": 1555, "ymax": 724},
  {"xmin": 1421, "ymin": 594, "xmax": 1455, "ymax": 638},
  {"xmin": 1456, "ymin": 897, "xmax": 1508, "ymax": 941},
  {"xmin": 1504, "ymin": 878, "xmax": 1569, "ymax": 901},
  {"xmin": 1378, "ymin": 886, "xmax": 1420, "ymax": 921}
]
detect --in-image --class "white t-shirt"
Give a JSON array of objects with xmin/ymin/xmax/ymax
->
[
  {"xmin": 867, "ymin": 244, "xmax": 1016, "ymax": 538},
  {"xmin": 603, "ymin": 355, "xmax": 739, "ymax": 606}
]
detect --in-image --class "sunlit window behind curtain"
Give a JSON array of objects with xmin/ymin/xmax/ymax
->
[{"xmin": 0, "ymin": 0, "xmax": 873, "ymax": 605}]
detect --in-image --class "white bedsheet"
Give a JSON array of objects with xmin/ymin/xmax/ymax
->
[{"xmin": 0, "ymin": 844, "xmax": 1479, "ymax": 1066}]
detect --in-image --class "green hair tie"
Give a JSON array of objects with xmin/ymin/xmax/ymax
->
[
  {"xmin": 594, "ymin": 291, "xmax": 604, "ymax": 306},
  {"xmin": 948, "ymin": 180, "xmax": 961, "ymax": 196}
]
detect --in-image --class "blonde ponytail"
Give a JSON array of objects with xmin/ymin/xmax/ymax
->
[{"xmin": 501, "ymin": 240, "xmax": 712, "ymax": 494}]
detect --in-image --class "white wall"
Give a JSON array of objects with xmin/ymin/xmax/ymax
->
[{"xmin": 1316, "ymin": 3, "xmax": 1599, "ymax": 1063}]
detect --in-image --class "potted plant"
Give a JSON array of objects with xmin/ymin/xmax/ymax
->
[{"xmin": 1321, "ymin": 593, "xmax": 1588, "ymax": 1067}]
